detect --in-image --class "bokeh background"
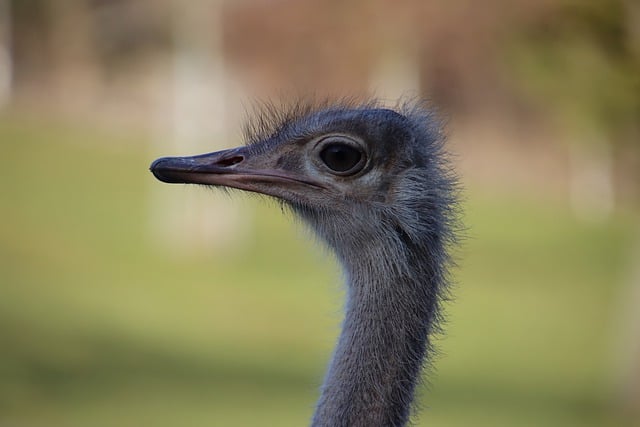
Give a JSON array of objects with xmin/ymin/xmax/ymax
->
[{"xmin": 1, "ymin": 1, "xmax": 639, "ymax": 426}]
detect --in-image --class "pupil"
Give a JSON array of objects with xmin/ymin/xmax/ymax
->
[{"xmin": 321, "ymin": 144, "xmax": 362, "ymax": 172}]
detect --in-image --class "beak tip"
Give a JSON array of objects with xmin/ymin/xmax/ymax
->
[
  {"xmin": 150, "ymin": 157, "xmax": 167, "ymax": 171},
  {"xmin": 150, "ymin": 157, "xmax": 180, "ymax": 183}
]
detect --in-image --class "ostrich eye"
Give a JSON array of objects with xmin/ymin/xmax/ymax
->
[{"xmin": 319, "ymin": 143, "xmax": 363, "ymax": 174}]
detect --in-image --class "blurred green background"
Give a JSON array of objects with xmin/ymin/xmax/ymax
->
[{"xmin": 0, "ymin": 1, "xmax": 639, "ymax": 426}]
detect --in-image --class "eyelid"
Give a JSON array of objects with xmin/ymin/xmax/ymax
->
[{"xmin": 313, "ymin": 134, "xmax": 364, "ymax": 151}]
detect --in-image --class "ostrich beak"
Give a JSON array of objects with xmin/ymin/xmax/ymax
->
[
  {"xmin": 150, "ymin": 146, "xmax": 323, "ymax": 196},
  {"xmin": 151, "ymin": 147, "xmax": 247, "ymax": 185}
]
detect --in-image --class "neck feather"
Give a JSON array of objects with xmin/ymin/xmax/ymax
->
[{"xmin": 311, "ymin": 223, "xmax": 446, "ymax": 427}]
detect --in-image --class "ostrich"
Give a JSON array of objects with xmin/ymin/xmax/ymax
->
[{"xmin": 150, "ymin": 100, "xmax": 458, "ymax": 427}]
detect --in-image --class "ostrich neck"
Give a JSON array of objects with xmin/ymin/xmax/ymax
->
[{"xmin": 311, "ymin": 232, "xmax": 441, "ymax": 427}]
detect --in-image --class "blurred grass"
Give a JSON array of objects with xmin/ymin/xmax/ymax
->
[{"xmin": 0, "ymin": 113, "xmax": 637, "ymax": 426}]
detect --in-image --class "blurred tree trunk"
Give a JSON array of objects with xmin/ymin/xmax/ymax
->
[
  {"xmin": 567, "ymin": 135, "xmax": 614, "ymax": 223},
  {"xmin": 46, "ymin": 0, "xmax": 101, "ymax": 108},
  {"xmin": 0, "ymin": 0, "xmax": 12, "ymax": 107},
  {"xmin": 624, "ymin": 0, "xmax": 640, "ymax": 206},
  {"xmin": 150, "ymin": 0, "xmax": 247, "ymax": 255},
  {"xmin": 613, "ymin": 229, "xmax": 640, "ymax": 420},
  {"xmin": 370, "ymin": 44, "xmax": 420, "ymax": 100},
  {"xmin": 618, "ymin": 3, "xmax": 640, "ymax": 415}
]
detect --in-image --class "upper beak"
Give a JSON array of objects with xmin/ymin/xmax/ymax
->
[
  {"xmin": 150, "ymin": 146, "xmax": 323, "ymax": 196},
  {"xmin": 150, "ymin": 147, "xmax": 247, "ymax": 185}
]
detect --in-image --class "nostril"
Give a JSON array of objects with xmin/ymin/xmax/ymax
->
[{"xmin": 217, "ymin": 155, "xmax": 244, "ymax": 167}]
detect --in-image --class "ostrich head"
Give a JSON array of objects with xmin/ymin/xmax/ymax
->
[
  {"xmin": 150, "ymin": 100, "xmax": 458, "ymax": 426},
  {"xmin": 151, "ymin": 101, "xmax": 455, "ymax": 263}
]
